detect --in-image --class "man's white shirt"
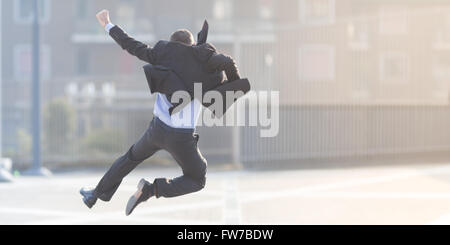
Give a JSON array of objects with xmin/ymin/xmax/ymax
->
[{"xmin": 105, "ymin": 23, "xmax": 202, "ymax": 129}]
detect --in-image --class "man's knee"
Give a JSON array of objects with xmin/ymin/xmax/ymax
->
[
  {"xmin": 190, "ymin": 164, "xmax": 207, "ymax": 191},
  {"xmin": 189, "ymin": 175, "xmax": 206, "ymax": 193},
  {"xmin": 196, "ymin": 173, "xmax": 207, "ymax": 190}
]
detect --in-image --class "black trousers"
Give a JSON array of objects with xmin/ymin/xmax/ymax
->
[{"xmin": 94, "ymin": 117, "xmax": 207, "ymax": 200}]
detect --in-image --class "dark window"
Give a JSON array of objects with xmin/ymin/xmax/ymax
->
[
  {"xmin": 77, "ymin": 49, "xmax": 89, "ymax": 75},
  {"xmin": 76, "ymin": 0, "xmax": 88, "ymax": 19},
  {"xmin": 16, "ymin": 0, "xmax": 49, "ymax": 22}
]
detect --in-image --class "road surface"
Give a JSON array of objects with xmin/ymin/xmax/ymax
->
[{"xmin": 1, "ymin": 163, "xmax": 450, "ymax": 225}]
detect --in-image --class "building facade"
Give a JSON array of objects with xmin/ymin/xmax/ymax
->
[{"xmin": 2, "ymin": 0, "xmax": 450, "ymax": 167}]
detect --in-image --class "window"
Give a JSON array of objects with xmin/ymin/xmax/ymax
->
[
  {"xmin": 213, "ymin": 0, "xmax": 232, "ymax": 20},
  {"xmin": 347, "ymin": 19, "xmax": 369, "ymax": 50},
  {"xmin": 298, "ymin": 45, "xmax": 335, "ymax": 81},
  {"xmin": 435, "ymin": 32, "xmax": 450, "ymax": 50},
  {"xmin": 119, "ymin": 53, "xmax": 133, "ymax": 74},
  {"xmin": 379, "ymin": 7, "xmax": 408, "ymax": 35},
  {"xmin": 299, "ymin": 0, "xmax": 335, "ymax": 26},
  {"xmin": 432, "ymin": 55, "xmax": 450, "ymax": 99},
  {"xmin": 379, "ymin": 52, "xmax": 408, "ymax": 84},
  {"xmin": 433, "ymin": 55, "xmax": 450, "ymax": 81},
  {"xmin": 434, "ymin": 14, "xmax": 450, "ymax": 50},
  {"xmin": 117, "ymin": 0, "xmax": 137, "ymax": 32},
  {"xmin": 351, "ymin": 55, "xmax": 371, "ymax": 100},
  {"xmin": 14, "ymin": 0, "xmax": 51, "ymax": 24},
  {"xmin": 14, "ymin": 44, "xmax": 51, "ymax": 81},
  {"xmin": 259, "ymin": 0, "xmax": 274, "ymax": 20},
  {"xmin": 76, "ymin": 0, "xmax": 89, "ymax": 20},
  {"xmin": 77, "ymin": 49, "xmax": 89, "ymax": 75}
]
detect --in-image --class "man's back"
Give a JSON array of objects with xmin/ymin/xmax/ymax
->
[
  {"xmin": 107, "ymin": 22, "xmax": 247, "ymax": 122},
  {"xmin": 151, "ymin": 40, "xmax": 225, "ymax": 93},
  {"xmin": 109, "ymin": 24, "xmax": 241, "ymax": 93}
]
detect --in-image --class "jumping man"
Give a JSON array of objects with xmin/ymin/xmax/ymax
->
[{"xmin": 80, "ymin": 9, "xmax": 250, "ymax": 216}]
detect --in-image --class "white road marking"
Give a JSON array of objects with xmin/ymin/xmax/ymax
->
[
  {"xmin": 23, "ymin": 212, "xmax": 219, "ymax": 225},
  {"xmin": 13, "ymin": 200, "xmax": 224, "ymax": 225},
  {"xmin": 269, "ymin": 191, "xmax": 450, "ymax": 199},
  {"xmin": 240, "ymin": 165, "xmax": 450, "ymax": 203},
  {"xmin": 0, "ymin": 207, "xmax": 85, "ymax": 217},
  {"xmin": 427, "ymin": 214, "xmax": 450, "ymax": 225},
  {"xmin": 134, "ymin": 200, "xmax": 223, "ymax": 215},
  {"xmin": 222, "ymin": 178, "xmax": 242, "ymax": 224},
  {"xmin": 2, "ymin": 164, "xmax": 450, "ymax": 224}
]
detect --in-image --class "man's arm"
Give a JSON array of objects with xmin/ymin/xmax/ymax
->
[
  {"xmin": 96, "ymin": 9, "xmax": 157, "ymax": 64},
  {"xmin": 203, "ymin": 52, "xmax": 249, "ymax": 118},
  {"xmin": 207, "ymin": 53, "xmax": 241, "ymax": 82}
]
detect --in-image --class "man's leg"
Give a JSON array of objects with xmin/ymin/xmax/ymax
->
[
  {"xmin": 93, "ymin": 120, "xmax": 161, "ymax": 201},
  {"xmin": 153, "ymin": 133, "xmax": 207, "ymax": 198},
  {"xmin": 124, "ymin": 130, "xmax": 207, "ymax": 215}
]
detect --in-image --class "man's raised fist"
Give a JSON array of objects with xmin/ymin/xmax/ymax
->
[{"xmin": 96, "ymin": 9, "xmax": 111, "ymax": 28}]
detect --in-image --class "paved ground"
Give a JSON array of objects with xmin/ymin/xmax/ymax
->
[{"xmin": 2, "ymin": 162, "xmax": 450, "ymax": 225}]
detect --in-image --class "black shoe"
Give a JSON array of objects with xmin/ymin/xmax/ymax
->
[
  {"xmin": 80, "ymin": 188, "xmax": 98, "ymax": 209},
  {"xmin": 125, "ymin": 179, "xmax": 153, "ymax": 216}
]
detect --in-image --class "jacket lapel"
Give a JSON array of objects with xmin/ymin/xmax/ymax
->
[{"xmin": 197, "ymin": 20, "xmax": 209, "ymax": 45}]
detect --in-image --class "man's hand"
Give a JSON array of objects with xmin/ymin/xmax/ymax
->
[{"xmin": 96, "ymin": 9, "xmax": 111, "ymax": 28}]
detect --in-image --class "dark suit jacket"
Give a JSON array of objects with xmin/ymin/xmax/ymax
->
[{"xmin": 109, "ymin": 24, "xmax": 250, "ymax": 117}]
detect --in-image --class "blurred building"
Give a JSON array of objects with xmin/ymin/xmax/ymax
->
[
  {"xmin": 275, "ymin": 0, "xmax": 450, "ymax": 105},
  {"xmin": 0, "ymin": 0, "xmax": 276, "ymax": 165},
  {"xmin": 245, "ymin": 0, "xmax": 450, "ymax": 165},
  {"xmin": 2, "ymin": 0, "xmax": 450, "ymax": 167}
]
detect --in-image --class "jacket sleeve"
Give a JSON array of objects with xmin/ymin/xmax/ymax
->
[
  {"xmin": 206, "ymin": 53, "xmax": 241, "ymax": 82},
  {"xmin": 109, "ymin": 25, "xmax": 158, "ymax": 64},
  {"xmin": 202, "ymin": 78, "xmax": 251, "ymax": 118}
]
